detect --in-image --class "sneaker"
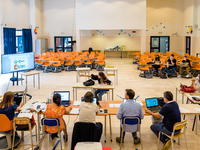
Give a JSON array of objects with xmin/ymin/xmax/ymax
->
[
  {"xmin": 134, "ymin": 137, "xmax": 141, "ymax": 145},
  {"xmin": 162, "ymin": 139, "xmax": 171, "ymax": 150},
  {"xmin": 177, "ymin": 75, "xmax": 181, "ymax": 78},
  {"xmin": 186, "ymin": 74, "xmax": 192, "ymax": 78},
  {"xmin": 116, "ymin": 137, "xmax": 124, "ymax": 143},
  {"xmin": 63, "ymin": 135, "xmax": 68, "ymax": 142},
  {"xmin": 51, "ymin": 133, "xmax": 58, "ymax": 140}
]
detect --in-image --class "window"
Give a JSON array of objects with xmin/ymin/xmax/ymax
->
[
  {"xmin": 16, "ymin": 30, "xmax": 23, "ymax": 53},
  {"xmin": 54, "ymin": 36, "xmax": 73, "ymax": 52}
]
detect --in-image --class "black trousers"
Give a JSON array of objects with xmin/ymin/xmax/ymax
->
[
  {"xmin": 96, "ymin": 122, "xmax": 103, "ymax": 141},
  {"xmin": 152, "ymin": 65, "xmax": 160, "ymax": 73}
]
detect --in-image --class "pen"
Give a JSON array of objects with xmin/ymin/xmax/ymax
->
[{"xmin": 134, "ymin": 95, "xmax": 140, "ymax": 101}]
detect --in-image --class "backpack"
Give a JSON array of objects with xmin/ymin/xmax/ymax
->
[
  {"xmin": 160, "ymin": 72, "xmax": 167, "ymax": 79},
  {"xmin": 180, "ymin": 85, "xmax": 195, "ymax": 93},
  {"xmin": 157, "ymin": 97, "xmax": 165, "ymax": 107},
  {"xmin": 145, "ymin": 72, "xmax": 152, "ymax": 79},
  {"xmin": 83, "ymin": 79, "xmax": 95, "ymax": 86}
]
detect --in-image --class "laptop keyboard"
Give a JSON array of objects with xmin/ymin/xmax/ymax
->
[{"xmin": 149, "ymin": 107, "xmax": 160, "ymax": 113}]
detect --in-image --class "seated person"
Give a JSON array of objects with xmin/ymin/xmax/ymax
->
[
  {"xmin": 79, "ymin": 91, "xmax": 102, "ymax": 140},
  {"xmin": 45, "ymin": 94, "xmax": 72, "ymax": 142},
  {"xmin": 178, "ymin": 56, "xmax": 191, "ymax": 78},
  {"xmin": 0, "ymin": 91, "xmax": 23, "ymax": 121},
  {"xmin": 166, "ymin": 54, "xmax": 176, "ymax": 77},
  {"xmin": 152, "ymin": 55, "xmax": 162, "ymax": 75},
  {"xmin": 191, "ymin": 74, "xmax": 200, "ymax": 93},
  {"xmin": 145, "ymin": 91, "xmax": 181, "ymax": 150},
  {"xmin": 116, "ymin": 89, "xmax": 144, "ymax": 144}
]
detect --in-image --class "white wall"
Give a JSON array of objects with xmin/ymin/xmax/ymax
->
[{"xmin": 76, "ymin": 0, "xmax": 146, "ymax": 30}]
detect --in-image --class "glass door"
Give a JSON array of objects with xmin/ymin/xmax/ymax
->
[
  {"xmin": 150, "ymin": 37, "xmax": 159, "ymax": 53},
  {"xmin": 150, "ymin": 36, "xmax": 170, "ymax": 54},
  {"xmin": 54, "ymin": 36, "xmax": 73, "ymax": 52}
]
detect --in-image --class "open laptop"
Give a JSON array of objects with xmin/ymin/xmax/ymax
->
[
  {"xmin": 145, "ymin": 97, "xmax": 161, "ymax": 112},
  {"xmin": 81, "ymin": 97, "xmax": 97, "ymax": 104},
  {"xmin": 54, "ymin": 91, "xmax": 71, "ymax": 107}
]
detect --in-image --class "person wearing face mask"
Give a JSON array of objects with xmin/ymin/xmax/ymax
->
[
  {"xmin": 152, "ymin": 55, "xmax": 161, "ymax": 76},
  {"xmin": 191, "ymin": 74, "xmax": 200, "ymax": 93},
  {"xmin": 178, "ymin": 56, "xmax": 191, "ymax": 78},
  {"xmin": 166, "ymin": 54, "xmax": 177, "ymax": 78}
]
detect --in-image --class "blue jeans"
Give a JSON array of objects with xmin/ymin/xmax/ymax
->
[
  {"xmin": 166, "ymin": 66, "xmax": 176, "ymax": 75},
  {"xmin": 95, "ymin": 89, "xmax": 108, "ymax": 101},
  {"xmin": 151, "ymin": 123, "xmax": 179, "ymax": 144}
]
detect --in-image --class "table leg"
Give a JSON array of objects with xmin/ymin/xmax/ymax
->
[
  {"xmin": 33, "ymin": 75, "xmax": 35, "ymax": 87},
  {"xmin": 104, "ymin": 116, "xmax": 106, "ymax": 143},
  {"xmin": 26, "ymin": 76, "xmax": 28, "ymax": 91},
  {"xmin": 176, "ymin": 88, "xmax": 177, "ymax": 102},
  {"xmin": 25, "ymin": 87, "xmax": 27, "ymax": 103},
  {"xmin": 37, "ymin": 113, "xmax": 40, "ymax": 141},
  {"xmin": 109, "ymin": 115, "xmax": 112, "ymax": 142},
  {"xmin": 112, "ymin": 89, "xmax": 114, "ymax": 101},
  {"xmin": 76, "ymin": 88, "xmax": 77, "ymax": 100},
  {"xmin": 196, "ymin": 114, "xmax": 198, "ymax": 135},
  {"xmin": 21, "ymin": 74, "xmax": 23, "ymax": 85},
  {"xmin": 182, "ymin": 93, "xmax": 184, "ymax": 104},
  {"xmin": 76, "ymin": 72, "xmax": 78, "ymax": 83},
  {"xmin": 38, "ymin": 73, "xmax": 40, "ymax": 89},
  {"xmin": 73, "ymin": 88, "xmax": 74, "ymax": 100},
  {"xmin": 116, "ymin": 70, "xmax": 118, "ymax": 85}
]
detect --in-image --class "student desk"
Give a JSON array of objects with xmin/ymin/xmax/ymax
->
[
  {"xmin": 72, "ymin": 83, "xmax": 114, "ymax": 101},
  {"xmin": 8, "ymin": 85, "xmax": 27, "ymax": 104},
  {"xmin": 104, "ymin": 67, "xmax": 118, "ymax": 85},
  {"xmin": 76, "ymin": 68, "xmax": 91, "ymax": 82},
  {"xmin": 184, "ymin": 93, "xmax": 200, "ymax": 104},
  {"xmin": 21, "ymin": 71, "xmax": 40, "ymax": 90},
  {"xmin": 106, "ymin": 100, "xmax": 200, "ymax": 141}
]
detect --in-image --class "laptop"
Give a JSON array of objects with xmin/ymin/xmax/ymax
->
[
  {"xmin": 81, "ymin": 97, "xmax": 97, "ymax": 104},
  {"xmin": 145, "ymin": 97, "xmax": 161, "ymax": 112},
  {"xmin": 54, "ymin": 91, "xmax": 71, "ymax": 107}
]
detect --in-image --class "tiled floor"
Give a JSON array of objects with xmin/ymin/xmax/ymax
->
[{"xmin": 0, "ymin": 58, "xmax": 199, "ymax": 150}]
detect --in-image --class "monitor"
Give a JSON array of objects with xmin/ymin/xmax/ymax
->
[
  {"xmin": 81, "ymin": 97, "xmax": 97, "ymax": 104},
  {"xmin": 1, "ymin": 52, "xmax": 35, "ymax": 74},
  {"xmin": 145, "ymin": 98, "xmax": 159, "ymax": 108},
  {"xmin": 54, "ymin": 91, "xmax": 70, "ymax": 101}
]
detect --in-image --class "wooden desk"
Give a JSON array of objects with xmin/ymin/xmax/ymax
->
[
  {"xmin": 76, "ymin": 68, "xmax": 91, "ymax": 83},
  {"xmin": 104, "ymin": 67, "xmax": 118, "ymax": 85},
  {"xmin": 8, "ymin": 85, "xmax": 27, "ymax": 104},
  {"xmin": 126, "ymin": 50, "xmax": 141, "ymax": 58},
  {"xmin": 21, "ymin": 71, "xmax": 40, "ymax": 90},
  {"xmin": 81, "ymin": 50, "xmax": 101, "ymax": 53},
  {"xmin": 104, "ymin": 51, "xmax": 126, "ymax": 58},
  {"xmin": 72, "ymin": 83, "xmax": 114, "ymax": 100}
]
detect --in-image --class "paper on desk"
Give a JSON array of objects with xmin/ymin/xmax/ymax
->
[
  {"xmin": 18, "ymin": 113, "xmax": 33, "ymax": 119},
  {"xmin": 109, "ymin": 104, "xmax": 120, "ymax": 108},
  {"xmin": 73, "ymin": 101, "xmax": 82, "ymax": 106},
  {"xmin": 195, "ymin": 108, "xmax": 200, "ymax": 112},
  {"xmin": 136, "ymin": 101, "xmax": 143, "ymax": 106},
  {"xmin": 32, "ymin": 103, "xmax": 47, "ymax": 112},
  {"xmin": 70, "ymin": 108, "xmax": 79, "ymax": 114},
  {"xmin": 179, "ymin": 106, "xmax": 190, "ymax": 113},
  {"xmin": 97, "ymin": 84, "xmax": 107, "ymax": 87},
  {"xmin": 21, "ymin": 106, "xmax": 32, "ymax": 113},
  {"xmin": 188, "ymin": 95, "xmax": 200, "ymax": 100}
]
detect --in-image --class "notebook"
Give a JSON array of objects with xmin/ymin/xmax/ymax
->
[
  {"xmin": 145, "ymin": 97, "xmax": 161, "ymax": 112},
  {"xmin": 54, "ymin": 91, "xmax": 71, "ymax": 107}
]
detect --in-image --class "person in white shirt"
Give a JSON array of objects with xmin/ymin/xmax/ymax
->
[
  {"xmin": 191, "ymin": 74, "xmax": 200, "ymax": 93},
  {"xmin": 78, "ymin": 91, "xmax": 102, "ymax": 139}
]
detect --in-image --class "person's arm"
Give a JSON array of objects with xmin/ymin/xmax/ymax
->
[
  {"xmin": 116, "ymin": 105, "xmax": 123, "ymax": 120},
  {"xmin": 192, "ymin": 80, "xmax": 200, "ymax": 91},
  {"xmin": 145, "ymin": 109, "xmax": 162, "ymax": 119},
  {"xmin": 140, "ymin": 106, "xmax": 144, "ymax": 120},
  {"xmin": 80, "ymin": 74, "xmax": 91, "ymax": 77},
  {"xmin": 65, "ymin": 105, "xmax": 72, "ymax": 114},
  {"xmin": 16, "ymin": 102, "xmax": 23, "ymax": 111},
  {"xmin": 167, "ymin": 59, "xmax": 169, "ymax": 67}
]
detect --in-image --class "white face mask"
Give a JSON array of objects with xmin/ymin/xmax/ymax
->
[
  {"xmin": 170, "ymin": 56, "xmax": 173, "ymax": 60},
  {"xmin": 184, "ymin": 58, "xmax": 186, "ymax": 61}
]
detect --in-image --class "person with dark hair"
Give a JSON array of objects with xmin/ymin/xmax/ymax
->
[
  {"xmin": 0, "ymin": 91, "xmax": 23, "ymax": 121},
  {"xmin": 145, "ymin": 91, "xmax": 181, "ymax": 150},
  {"xmin": 84, "ymin": 72, "xmax": 111, "ymax": 101},
  {"xmin": 178, "ymin": 56, "xmax": 191, "ymax": 78},
  {"xmin": 88, "ymin": 47, "xmax": 93, "ymax": 54},
  {"xmin": 166, "ymin": 54, "xmax": 177, "ymax": 78},
  {"xmin": 116, "ymin": 89, "xmax": 144, "ymax": 145},
  {"xmin": 45, "ymin": 93, "xmax": 72, "ymax": 142},
  {"xmin": 152, "ymin": 55, "xmax": 162, "ymax": 75}
]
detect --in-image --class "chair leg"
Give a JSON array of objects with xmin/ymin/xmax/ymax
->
[
  {"xmin": 178, "ymin": 137, "xmax": 180, "ymax": 145},
  {"xmin": 35, "ymin": 125, "xmax": 37, "ymax": 141},
  {"xmin": 157, "ymin": 132, "xmax": 160, "ymax": 150},
  {"xmin": 59, "ymin": 132, "xmax": 62, "ymax": 150},
  {"xmin": 171, "ymin": 138, "xmax": 174, "ymax": 150},
  {"xmin": 30, "ymin": 130, "xmax": 33, "ymax": 150},
  {"xmin": 184, "ymin": 134, "xmax": 188, "ymax": 150},
  {"xmin": 139, "ymin": 131, "xmax": 143, "ymax": 150},
  {"xmin": 12, "ymin": 131, "xmax": 15, "ymax": 150}
]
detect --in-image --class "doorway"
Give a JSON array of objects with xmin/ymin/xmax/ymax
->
[
  {"xmin": 186, "ymin": 36, "xmax": 191, "ymax": 55},
  {"xmin": 150, "ymin": 36, "xmax": 170, "ymax": 54},
  {"xmin": 54, "ymin": 36, "xmax": 73, "ymax": 52}
]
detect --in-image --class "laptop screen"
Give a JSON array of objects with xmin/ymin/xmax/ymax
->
[
  {"xmin": 81, "ymin": 97, "xmax": 97, "ymax": 104},
  {"xmin": 54, "ymin": 91, "xmax": 70, "ymax": 101},
  {"xmin": 145, "ymin": 98, "xmax": 158, "ymax": 108}
]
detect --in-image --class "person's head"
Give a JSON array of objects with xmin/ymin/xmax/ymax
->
[
  {"xmin": 184, "ymin": 56, "xmax": 187, "ymax": 61},
  {"xmin": 0, "ymin": 91, "xmax": 14, "ymax": 109},
  {"xmin": 155, "ymin": 55, "xmax": 160, "ymax": 61},
  {"xmin": 83, "ymin": 91, "xmax": 94, "ymax": 103},
  {"xmin": 125, "ymin": 89, "xmax": 135, "ymax": 100},
  {"xmin": 98, "ymin": 72, "xmax": 108, "ymax": 82},
  {"xmin": 163, "ymin": 91, "xmax": 173, "ymax": 102},
  {"xmin": 53, "ymin": 94, "xmax": 61, "ymax": 107},
  {"xmin": 89, "ymin": 47, "xmax": 93, "ymax": 51},
  {"xmin": 170, "ymin": 54, "xmax": 174, "ymax": 60}
]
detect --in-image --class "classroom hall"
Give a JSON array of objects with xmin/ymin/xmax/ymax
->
[{"xmin": 0, "ymin": 0, "xmax": 200, "ymax": 150}]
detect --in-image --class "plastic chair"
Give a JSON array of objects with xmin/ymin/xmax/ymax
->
[
  {"xmin": 96, "ymin": 56, "xmax": 105, "ymax": 71},
  {"xmin": 65, "ymin": 57, "xmax": 75, "ymax": 71},
  {"xmin": 52, "ymin": 58, "xmax": 62, "ymax": 73},
  {"xmin": 74, "ymin": 56, "xmax": 83, "ymax": 68},
  {"xmin": 139, "ymin": 61, "xmax": 150, "ymax": 77},
  {"xmin": 120, "ymin": 116, "xmax": 143, "ymax": 150},
  {"xmin": 157, "ymin": 120, "xmax": 188, "ymax": 150},
  {"xmin": 43, "ymin": 58, "xmax": 53, "ymax": 73},
  {"xmin": 12, "ymin": 117, "xmax": 37, "ymax": 150},
  {"xmin": 0, "ymin": 114, "xmax": 14, "ymax": 150},
  {"xmin": 36, "ymin": 56, "xmax": 45, "ymax": 70},
  {"xmin": 39, "ymin": 118, "xmax": 63, "ymax": 150}
]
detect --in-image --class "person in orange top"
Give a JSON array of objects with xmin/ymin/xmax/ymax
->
[{"xmin": 45, "ymin": 94, "xmax": 72, "ymax": 142}]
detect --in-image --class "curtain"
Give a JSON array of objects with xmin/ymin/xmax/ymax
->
[
  {"xmin": 22, "ymin": 29, "xmax": 33, "ymax": 53},
  {"xmin": 3, "ymin": 28, "xmax": 16, "ymax": 54}
]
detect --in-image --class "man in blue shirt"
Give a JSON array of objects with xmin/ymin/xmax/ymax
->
[
  {"xmin": 145, "ymin": 91, "xmax": 181, "ymax": 150},
  {"xmin": 116, "ymin": 89, "xmax": 144, "ymax": 144}
]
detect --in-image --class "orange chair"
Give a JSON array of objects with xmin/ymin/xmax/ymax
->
[
  {"xmin": 52, "ymin": 58, "xmax": 62, "ymax": 73},
  {"xmin": 96, "ymin": 56, "xmax": 105, "ymax": 71},
  {"xmin": 139, "ymin": 60, "xmax": 151, "ymax": 78},
  {"xmin": 73, "ymin": 56, "xmax": 82, "ymax": 68},
  {"xmin": 65, "ymin": 57, "xmax": 75, "ymax": 71},
  {"xmin": 43, "ymin": 58, "xmax": 53, "ymax": 73},
  {"xmin": 0, "ymin": 114, "xmax": 17, "ymax": 149},
  {"xmin": 35, "ymin": 56, "xmax": 45, "ymax": 70}
]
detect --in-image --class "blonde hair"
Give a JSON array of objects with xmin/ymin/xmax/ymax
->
[{"xmin": 0, "ymin": 91, "xmax": 14, "ymax": 109}]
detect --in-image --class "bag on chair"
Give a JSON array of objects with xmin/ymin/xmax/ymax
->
[
  {"xmin": 83, "ymin": 79, "xmax": 95, "ymax": 86},
  {"xmin": 145, "ymin": 72, "xmax": 152, "ymax": 79},
  {"xmin": 160, "ymin": 72, "xmax": 167, "ymax": 79},
  {"xmin": 180, "ymin": 85, "xmax": 195, "ymax": 93}
]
